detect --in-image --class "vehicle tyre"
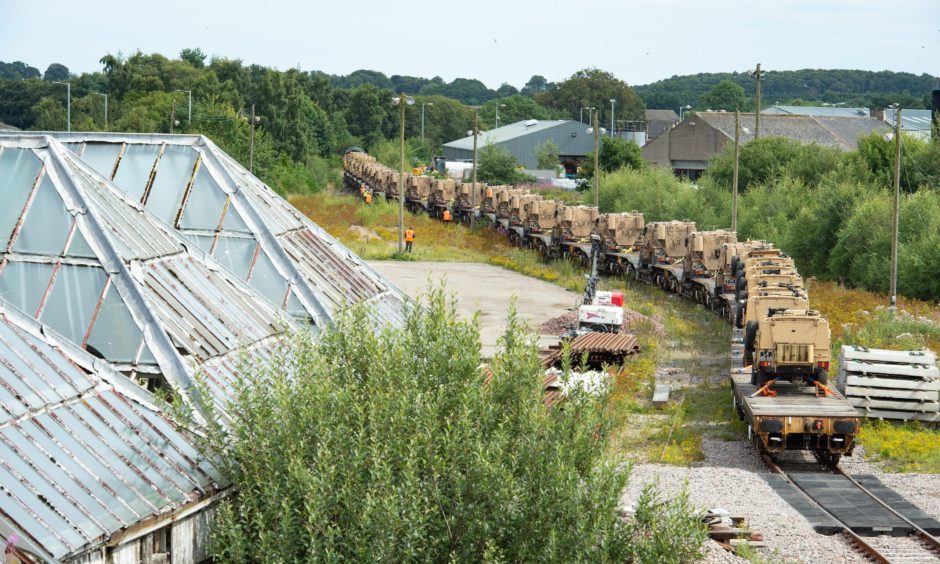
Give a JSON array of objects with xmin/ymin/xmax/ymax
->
[
  {"xmin": 750, "ymin": 368, "xmax": 757, "ymax": 386},
  {"xmin": 735, "ymin": 303, "xmax": 744, "ymax": 329},
  {"xmin": 744, "ymin": 321, "xmax": 758, "ymax": 351},
  {"xmin": 730, "ymin": 256, "xmax": 739, "ymax": 277},
  {"xmin": 739, "ymin": 290, "xmax": 748, "ymax": 302},
  {"xmin": 815, "ymin": 369, "xmax": 828, "ymax": 385},
  {"xmin": 736, "ymin": 275, "xmax": 746, "ymax": 296}
]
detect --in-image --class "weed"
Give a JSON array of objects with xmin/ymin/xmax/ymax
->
[{"xmin": 859, "ymin": 420, "xmax": 940, "ymax": 473}]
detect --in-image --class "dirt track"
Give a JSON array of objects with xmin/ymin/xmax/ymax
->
[{"xmin": 369, "ymin": 261, "xmax": 579, "ymax": 357}]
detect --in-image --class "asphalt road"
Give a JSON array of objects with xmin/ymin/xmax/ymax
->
[{"xmin": 369, "ymin": 261, "xmax": 579, "ymax": 357}]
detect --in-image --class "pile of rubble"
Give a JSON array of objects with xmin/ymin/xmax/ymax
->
[{"xmin": 540, "ymin": 307, "xmax": 664, "ymax": 336}]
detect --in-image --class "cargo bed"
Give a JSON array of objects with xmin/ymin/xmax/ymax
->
[{"xmin": 730, "ymin": 330, "xmax": 860, "ymax": 456}]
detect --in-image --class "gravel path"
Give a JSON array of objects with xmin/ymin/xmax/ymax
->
[{"xmin": 623, "ymin": 463, "xmax": 868, "ymax": 564}]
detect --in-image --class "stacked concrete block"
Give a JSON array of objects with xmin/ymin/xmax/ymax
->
[{"xmin": 837, "ymin": 346, "xmax": 940, "ymax": 422}]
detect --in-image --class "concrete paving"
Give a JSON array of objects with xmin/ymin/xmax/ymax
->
[{"xmin": 369, "ymin": 261, "xmax": 580, "ymax": 357}]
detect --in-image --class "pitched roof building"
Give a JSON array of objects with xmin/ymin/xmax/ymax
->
[
  {"xmin": 0, "ymin": 301, "xmax": 223, "ymax": 563},
  {"xmin": 644, "ymin": 109, "xmax": 679, "ymax": 142},
  {"xmin": 763, "ymin": 105, "xmax": 934, "ymax": 139},
  {"xmin": 641, "ymin": 112, "xmax": 889, "ymax": 179},
  {"xmin": 443, "ymin": 120, "xmax": 595, "ymax": 170}
]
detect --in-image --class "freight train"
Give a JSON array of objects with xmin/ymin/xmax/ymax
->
[{"xmin": 343, "ymin": 149, "xmax": 861, "ymax": 464}]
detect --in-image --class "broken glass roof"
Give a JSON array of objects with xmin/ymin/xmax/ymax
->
[
  {"xmin": 0, "ymin": 300, "xmax": 223, "ymax": 563},
  {"xmin": 51, "ymin": 133, "xmax": 408, "ymax": 327},
  {"xmin": 0, "ymin": 135, "xmax": 291, "ymax": 420}
]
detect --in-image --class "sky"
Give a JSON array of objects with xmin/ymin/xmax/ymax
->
[{"xmin": 1, "ymin": 0, "xmax": 937, "ymax": 88}]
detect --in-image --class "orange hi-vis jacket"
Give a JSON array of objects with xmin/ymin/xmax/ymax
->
[
  {"xmin": 405, "ymin": 229, "xmax": 415, "ymax": 242},
  {"xmin": 442, "ymin": 209, "xmax": 452, "ymax": 222},
  {"xmin": 364, "ymin": 192, "xmax": 372, "ymax": 204}
]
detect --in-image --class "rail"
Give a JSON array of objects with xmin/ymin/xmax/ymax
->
[
  {"xmin": 834, "ymin": 466, "xmax": 940, "ymax": 560},
  {"xmin": 760, "ymin": 454, "xmax": 890, "ymax": 563}
]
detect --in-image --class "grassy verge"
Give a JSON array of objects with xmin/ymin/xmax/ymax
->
[{"xmin": 859, "ymin": 421, "xmax": 940, "ymax": 473}]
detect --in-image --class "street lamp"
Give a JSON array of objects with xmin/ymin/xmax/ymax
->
[
  {"xmin": 249, "ymin": 103, "xmax": 262, "ymax": 172},
  {"xmin": 609, "ymin": 99, "xmax": 616, "ymax": 138},
  {"xmin": 52, "ymin": 81, "xmax": 70, "ymax": 132},
  {"xmin": 176, "ymin": 89, "xmax": 192, "ymax": 122},
  {"xmin": 495, "ymin": 103, "xmax": 507, "ymax": 128},
  {"xmin": 587, "ymin": 118, "xmax": 606, "ymax": 208},
  {"xmin": 580, "ymin": 106, "xmax": 595, "ymax": 124},
  {"xmin": 420, "ymin": 102, "xmax": 433, "ymax": 141},
  {"xmin": 822, "ymin": 102, "xmax": 845, "ymax": 116},
  {"xmin": 392, "ymin": 93, "xmax": 415, "ymax": 254},
  {"xmin": 679, "ymin": 104, "xmax": 692, "ymax": 122},
  {"xmin": 93, "ymin": 92, "xmax": 108, "ymax": 129}
]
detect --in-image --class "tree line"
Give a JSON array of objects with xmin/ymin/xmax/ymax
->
[
  {"xmin": 0, "ymin": 52, "xmax": 648, "ymax": 194},
  {"xmin": 635, "ymin": 69, "xmax": 936, "ymax": 113}
]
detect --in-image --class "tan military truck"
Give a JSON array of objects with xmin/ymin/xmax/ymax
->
[
  {"xmin": 405, "ymin": 175, "xmax": 433, "ymax": 212},
  {"xmin": 524, "ymin": 199, "xmax": 559, "ymax": 254},
  {"xmin": 744, "ymin": 309, "xmax": 831, "ymax": 388},
  {"xmin": 683, "ymin": 230, "xmax": 737, "ymax": 279},
  {"xmin": 639, "ymin": 221, "xmax": 697, "ymax": 268},
  {"xmin": 428, "ymin": 178, "xmax": 457, "ymax": 219},
  {"xmin": 495, "ymin": 188, "xmax": 525, "ymax": 220},
  {"xmin": 508, "ymin": 193, "xmax": 541, "ymax": 244},
  {"xmin": 595, "ymin": 211, "xmax": 644, "ymax": 253},
  {"xmin": 737, "ymin": 285, "xmax": 809, "ymax": 332},
  {"xmin": 552, "ymin": 205, "xmax": 600, "ymax": 262},
  {"xmin": 717, "ymin": 241, "xmax": 773, "ymax": 296}
]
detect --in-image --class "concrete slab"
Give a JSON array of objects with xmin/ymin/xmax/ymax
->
[
  {"xmin": 652, "ymin": 384, "xmax": 670, "ymax": 407},
  {"xmin": 369, "ymin": 261, "xmax": 580, "ymax": 358}
]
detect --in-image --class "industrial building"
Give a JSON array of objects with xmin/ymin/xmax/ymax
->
[
  {"xmin": 763, "ymin": 105, "xmax": 935, "ymax": 139},
  {"xmin": 443, "ymin": 120, "xmax": 597, "ymax": 173},
  {"xmin": 641, "ymin": 112, "xmax": 888, "ymax": 179}
]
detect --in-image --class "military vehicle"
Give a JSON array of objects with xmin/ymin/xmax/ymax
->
[{"xmin": 745, "ymin": 309, "xmax": 831, "ymax": 388}]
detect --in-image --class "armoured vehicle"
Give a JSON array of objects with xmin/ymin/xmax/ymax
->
[
  {"xmin": 428, "ymin": 178, "xmax": 457, "ymax": 219},
  {"xmin": 745, "ymin": 309, "xmax": 831, "ymax": 388}
]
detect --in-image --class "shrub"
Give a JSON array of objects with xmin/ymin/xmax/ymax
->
[{"xmin": 199, "ymin": 287, "xmax": 705, "ymax": 563}]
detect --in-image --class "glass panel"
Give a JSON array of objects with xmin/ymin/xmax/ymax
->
[
  {"xmin": 212, "ymin": 237, "xmax": 256, "ymax": 280},
  {"xmin": 222, "ymin": 204, "xmax": 251, "ymax": 233},
  {"xmin": 40, "ymin": 265, "xmax": 106, "ymax": 344},
  {"xmin": 185, "ymin": 234, "xmax": 216, "ymax": 253},
  {"xmin": 138, "ymin": 342, "xmax": 157, "ymax": 365},
  {"xmin": 78, "ymin": 143, "xmax": 122, "ymax": 179},
  {"xmin": 286, "ymin": 290, "xmax": 307, "ymax": 317},
  {"xmin": 0, "ymin": 261, "xmax": 55, "ymax": 316},
  {"xmin": 0, "ymin": 147, "xmax": 43, "ymax": 249},
  {"xmin": 248, "ymin": 249, "xmax": 288, "ymax": 306},
  {"xmin": 62, "ymin": 142, "xmax": 83, "ymax": 154},
  {"xmin": 86, "ymin": 285, "xmax": 144, "ymax": 363},
  {"xmin": 179, "ymin": 168, "xmax": 226, "ymax": 230},
  {"xmin": 13, "ymin": 175, "xmax": 72, "ymax": 256},
  {"xmin": 147, "ymin": 144, "xmax": 199, "ymax": 224},
  {"xmin": 65, "ymin": 225, "xmax": 97, "ymax": 259},
  {"xmin": 111, "ymin": 144, "xmax": 161, "ymax": 202}
]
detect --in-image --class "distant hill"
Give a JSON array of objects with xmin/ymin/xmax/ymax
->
[{"xmin": 634, "ymin": 69, "xmax": 935, "ymax": 111}]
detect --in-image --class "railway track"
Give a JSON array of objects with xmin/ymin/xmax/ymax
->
[{"xmin": 761, "ymin": 454, "xmax": 940, "ymax": 563}]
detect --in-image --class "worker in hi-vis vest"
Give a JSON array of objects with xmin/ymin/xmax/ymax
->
[
  {"xmin": 364, "ymin": 190, "xmax": 372, "ymax": 204},
  {"xmin": 405, "ymin": 227, "xmax": 415, "ymax": 253},
  {"xmin": 442, "ymin": 209, "xmax": 452, "ymax": 222}
]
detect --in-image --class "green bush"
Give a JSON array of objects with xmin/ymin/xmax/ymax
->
[
  {"xmin": 598, "ymin": 167, "xmax": 728, "ymax": 229},
  {"xmin": 200, "ymin": 287, "xmax": 705, "ymax": 563}
]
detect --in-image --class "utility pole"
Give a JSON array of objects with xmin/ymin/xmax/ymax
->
[
  {"xmin": 470, "ymin": 108, "xmax": 479, "ymax": 229},
  {"xmin": 753, "ymin": 63, "xmax": 762, "ymax": 139},
  {"xmin": 249, "ymin": 103, "xmax": 256, "ymax": 173},
  {"xmin": 610, "ymin": 99, "xmax": 616, "ymax": 138},
  {"xmin": 593, "ymin": 112, "xmax": 600, "ymax": 208},
  {"xmin": 732, "ymin": 109, "xmax": 740, "ymax": 233},
  {"xmin": 170, "ymin": 100, "xmax": 176, "ymax": 134},
  {"xmin": 889, "ymin": 108, "xmax": 902, "ymax": 308},
  {"xmin": 398, "ymin": 92, "xmax": 407, "ymax": 254}
]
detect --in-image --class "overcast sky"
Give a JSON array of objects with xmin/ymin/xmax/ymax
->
[{"xmin": 2, "ymin": 0, "xmax": 936, "ymax": 88}]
